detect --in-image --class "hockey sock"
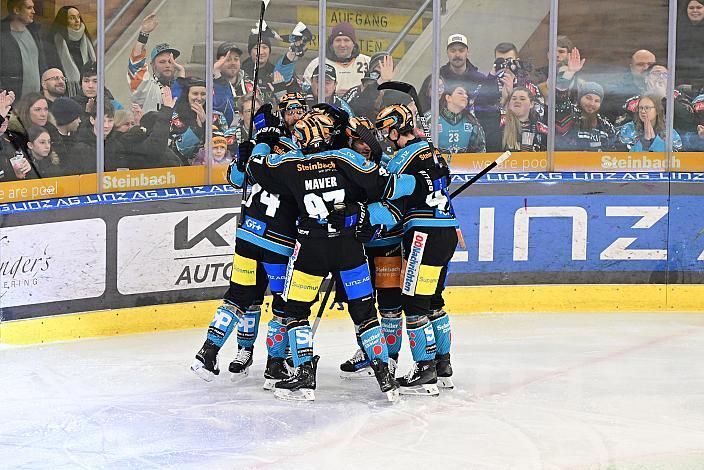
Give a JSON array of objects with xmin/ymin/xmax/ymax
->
[
  {"xmin": 266, "ymin": 315, "xmax": 289, "ymax": 358},
  {"xmin": 358, "ymin": 318, "xmax": 389, "ymax": 363},
  {"xmin": 206, "ymin": 303, "xmax": 244, "ymax": 348},
  {"xmin": 380, "ymin": 312, "xmax": 403, "ymax": 358},
  {"xmin": 430, "ymin": 310, "xmax": 451, "ymax": 356},
  {"xmin": 287, "ymin": 319, "xmax": 313, "ymax": 367},
  {"xmin": 405, "ymin": 315, "xmax": 437, "ymax": 362},
  {"xmin": 236, "ymin": 305, "xmax": 261, "ymax": 348}
]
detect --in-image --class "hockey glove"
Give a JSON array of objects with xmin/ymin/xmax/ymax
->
[
  {"xmin": 327, "ymin": 202, "xmax": 380, "ymax": 243},
  {"xmin": 236, "ymin": 140, "xmax": 255, "ymax": 172},
  {"xmin": 411, "ymin": 165, "xmax": 451, "ymax": 206},
  {"xmin": 253, "ymin": 103, "xmax": 282, "ymax": 147}
]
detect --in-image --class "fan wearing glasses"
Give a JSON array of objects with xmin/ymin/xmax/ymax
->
[
  {"xmin": 40, "ymin": 68, "xmax": 67, "ymax": 112},
  {"xmin": 618, "ymin": 94, "xmax": 683, "ymax": 152}
]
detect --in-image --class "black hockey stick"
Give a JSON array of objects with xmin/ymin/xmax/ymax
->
[
  {"xmin": 312, "ymin": 279, "xmax": 335, "ymax": 337},
  {"xmin": 240, "ymin": 0, "xmax": 268, "ymax": 224},
  {"xmin": 450, "ymin": 151, "xmax": 511, "ymax": 199}
]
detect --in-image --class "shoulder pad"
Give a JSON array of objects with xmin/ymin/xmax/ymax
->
[
  {"xmin": 267, "ymin": 148, "xmax": 304, "ymax": 166},
  {"xmin": 536, "ymin": 121, "xmax": 549, "ymax": 134}
]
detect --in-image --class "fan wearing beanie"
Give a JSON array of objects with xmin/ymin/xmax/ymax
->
[
  {"xmin": 303, "ymin": 22, "xmax": 371, "ymax": 97},
  {"xmin": 555, "ymin": 75, "xmax": 617, "ymax": 151},
  {"xmin": 192, "ymin": 134, "xmax": 233, "ymax": 166}
]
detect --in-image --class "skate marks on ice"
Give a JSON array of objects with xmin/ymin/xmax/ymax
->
[{"xmin": 1, "ymin": 314, "xmax": 704, "ymax": 469}]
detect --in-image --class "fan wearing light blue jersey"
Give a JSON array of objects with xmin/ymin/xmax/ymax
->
[{"xmin": 427, "ymin": 82, "xmax": 486, "ymax": 156}]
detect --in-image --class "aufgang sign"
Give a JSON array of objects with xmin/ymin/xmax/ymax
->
[
  {"xmin": 449, "ymin": 195, "xmax": 704, "ymax": 273},
  {"xmin": 116, "ymin": 208, "xmax": 240, "ymax": 295}
]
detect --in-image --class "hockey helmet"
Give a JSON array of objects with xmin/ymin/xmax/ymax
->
[
  {"xmin": 345, "ymin": 116, "xmax": 376, "ymax": 140},
  {"xmin": 292, "ymin": 112, "xmax": 335, "ymax": 153},
  {"xmin": 375, "ymin": 104, "xmax": 415, "ymax": 135},
  {"xmin": 277, "ymin": 92, "xmax": 308, "ymax": 116}
]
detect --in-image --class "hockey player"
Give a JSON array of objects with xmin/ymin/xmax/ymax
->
[
  {"xmin": 243, "ymin": 112, "xmax": 449, "ymax": 401},
  {"xmin": 338, "ymin": 104, "xmax": 458, "ymax": 396},
  {"xmin": 190, "ymin": 94, "xmax": 306, "ymax": 390}
]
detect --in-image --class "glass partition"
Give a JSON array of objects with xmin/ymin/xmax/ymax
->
[{"xmin": 438, "ymin": 0, "xmax": 552, "ymax": 173}]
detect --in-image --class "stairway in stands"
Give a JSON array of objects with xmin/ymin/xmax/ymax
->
[{"xmin": 187, "ymin": 0, "xmax": 432, "ymax": 76}]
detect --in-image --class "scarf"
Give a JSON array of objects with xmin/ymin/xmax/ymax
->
[{"xmin": 55, "ymin": 24, "xmax": 96, "ymax": 97}]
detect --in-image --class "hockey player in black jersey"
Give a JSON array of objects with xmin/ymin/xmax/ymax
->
[
  {"xmin": 331, "ymin": 104, "xmax": 458, "ymax": 396},
  {"xmin": 244, "ymin": 112, "xmax": 448, "ymax": 401},
  {"xmin": 190, "ymin": 94, "xmax": 306, "ymax": 390}
]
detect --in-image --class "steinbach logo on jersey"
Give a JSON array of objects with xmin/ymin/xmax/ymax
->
[
  {"xmin": 402, "ymin": 232, "xmax": 428, "ymax": 295},
  {"xmin": 296, "ymin": 161, "xmax": 336, "ymax": 172}
]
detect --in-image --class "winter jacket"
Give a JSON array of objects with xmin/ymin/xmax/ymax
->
[
  {"xmin": 618, "ymin": 121, "xmax": 683, "ymax": 152},
  {"xmin": 555, "ymin": 80, "xmax": 616, "ymax": 151},
  {"xmin": 616, "ymin": 91, "xmax": 697, "ymax": 134},
  {"xmin": 676, "ymin": 6, "xmax": 704, "ymax": 88}
]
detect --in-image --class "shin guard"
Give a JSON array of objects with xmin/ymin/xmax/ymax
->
[
  {"xmin": 430, "ymin": 310, "xmax": 451, "ymax": 356},
  {"xmin": 266, "ymin": 315, "xmax": 289, "ymax": 359},
  {"xmin": 380, "ymin": 313, "xmax": 403, "ymax": 358},
  {"xmin": 236, "ymin": 305, "xmax": 261, "ymax": 348},
  {"xmin": 287, "ymin": 319, "xmax": 313, "ymax": 367},
  {"xmin": 405, "ymin": 315, "xmax": 436, "ymax": 362},
  {"xmin": 359, "ymin": 319, "xmax": 389, "ymax": 363},
  {"xmin": 206, "ymin": 303, "xmax": 244, "ymax": 348}
]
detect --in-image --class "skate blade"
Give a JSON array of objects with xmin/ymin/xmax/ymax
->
[
  {"xmin": 273, "ymin": 388, "xmax": 315, "ymax": 401},
  {"xmin": 230, "ymin": 367, "xmax": 250, "ymax": 383},
  {"xmin": 190, "ymin": 360, "xmax": 217, "ymax": 382},
  {"xmin": 263, "ymin": 378, "xmax": 281, "ymax": 391},
  {"xmin": 438, "ymin": 376, "xmax": 455, "ymax": 389},
  {"xmin": 386, "ymin": 389, "xmax": 400, "ymax": 403},
  {"xmin": 339, "ymin": 368, "xmax": 375, "ymax": 380},
  {"xmin": 399, "ymin": 383, "xmax": 440, "ymax": 396}
]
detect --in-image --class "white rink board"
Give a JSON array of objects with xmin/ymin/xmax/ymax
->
[
  {"xmin": 1, "ymin": 314, "xmax": 704, "ymax": 469},
  {"xmin": 0, "ymin": 219, "xmax": 106, "ymax": 308}
]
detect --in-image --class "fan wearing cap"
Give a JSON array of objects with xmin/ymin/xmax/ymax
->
[
  {"xmin": 305, "ymin": 64, "xmax": 353, "ymax": 116},
  {"xmin": 213, "ymin": 42, "xmax": 254, "ymax": 126},
  {"xmin": 555, "ymin": 52, "xmax": 616, "ymax": 151},
  {"xmin": 128, "ymin": 12, "xmax": 185, "ymax": 113},
  {"xmin": 192, "ymin": 134, "xmax": 233, "ymax": 166},
  {"xmin": 304, "ymin": 22, "xmax": 371, "ymax": 97},
  {"xmin": 429, "ymin": 33, "xmax": 489, "ymax": 99}
]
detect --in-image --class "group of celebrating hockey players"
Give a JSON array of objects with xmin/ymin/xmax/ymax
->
[{"xmin": 190, "ymin": 90, "xmax": 458, "ymax": 402}]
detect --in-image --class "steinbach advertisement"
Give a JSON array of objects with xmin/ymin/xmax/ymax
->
[{"xmin": 1, "ymin": 179, "xmax": 703, "ymax": 321}]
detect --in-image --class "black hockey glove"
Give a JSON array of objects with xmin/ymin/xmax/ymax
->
[
  {"xmin": 327, "ymin": 202, "xmax": 380, "ymax": 243},
  {"xmin": 236, "ymin": 140, "xmax": 255, "ymax": 172},
  {"xmin": 411, "ymin": 164, "xmax": 451, "ymax": 205},
  {"xmin": 253, "ymin": 103, "xmax": 282, "ymax": 147}
]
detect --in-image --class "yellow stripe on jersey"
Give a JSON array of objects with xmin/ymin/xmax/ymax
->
[
  {"xmin": 287, "ymin": 270, "xmax": 324, "ymax": 302},
  {"xmin": 231, "ymin": 254, "xmax": 257, "ymax": 285}
]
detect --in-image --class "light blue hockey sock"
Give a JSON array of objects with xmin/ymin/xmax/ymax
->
[
  {"xmin": 266, "ymin": 316, "xmax": 289, "ymax": 358},
  {"xmin": 359, "ymin": 321, "xmax": 389, "ymax": 363},
  {"xmin": 236, "ymin": 306, "xmax": 261, "ymax": 348},
  {"xmin": 406, "ymin": 315, "xmax": 436, "ymax": 362},
  {"xmin": 431, "ymin": 311, "xmax": 451, "ymax": 356},
  {"xmin": 380, "ymin": 316, "xmax": 403, "ymax": 357},
  {"xmin": 287, "ymin": 321, "xmax": 313, "ymax": 367},
  {"xmin": 206, "ymin": 303, "xmax": 242, "ymax": 348}
]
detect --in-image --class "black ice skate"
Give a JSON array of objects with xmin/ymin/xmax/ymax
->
[
  {"xmin": 274, "ymin": 355, "xmax": 320, "ymax": 401},
  {"xmin": 435, "ymin": 353, "xmax": 454, "ymax": 389},
  {"xmin": 228, "ymin": 346, "xmax": 253, "ymax": 382},
  {"xmin": 388, "ymin": 353, "xmax": 398, "ymax": 378},
  {"xmin": 397, "ymin": 360, "xmax": 440, "ymax": 396},
  {"xmin": 263, "ymin": 355, "xmax": 292, "ymax": 391},
  {"xmin": 339, "ymin": 348, "xmax": 374, "ymax": 379},
  {"xmin": 191, "ymin": 340, "xmax": 220, "ymax": 382},
  {"xmin": 369, "ymin": 359, "xmax": 400, "ymax": 402}
]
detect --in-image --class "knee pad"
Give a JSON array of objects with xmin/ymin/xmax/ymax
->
[
  {"xmin": 405, "ymin": 315, "xmax": 436, "ymax": 362},
  {"xmin": 236, "ymin": 304, "xmax": 261, "ymax": 348},
  {"xmin": 266, "ymin": 315, "xmax": 289, "ymax": 358},
  {"xmin": 206, "ymin": 302, "xmax": 244, "ymax": 348}
]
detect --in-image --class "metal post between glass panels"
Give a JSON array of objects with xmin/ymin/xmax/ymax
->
[
  {"xmin": 547, "ymin": 0, "xmax": 558, "ymax": 171},
  {"xmin": 97, "ymin": 0, "xmax": 105, "ymax": 194},
  {"xmin": 318, "ymin": 0, "xmax": 327, "ymax": 104},
  {"xmin": 206, "ymin": 0, "xmax": 214, "ymax": 185}
]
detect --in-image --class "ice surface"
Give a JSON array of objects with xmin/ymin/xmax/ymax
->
[{"xmin": 2, "ymin": 314, "xmax": 704, "ymax": 469}]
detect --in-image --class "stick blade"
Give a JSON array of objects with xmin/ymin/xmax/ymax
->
[{"xmin": 377, "ymin": 81, "xmax": 415, "ymax": 95}]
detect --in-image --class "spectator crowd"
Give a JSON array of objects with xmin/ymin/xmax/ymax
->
[{"xmin": 3, "ymin": 0, "xmax": 704, "ymax": 183}]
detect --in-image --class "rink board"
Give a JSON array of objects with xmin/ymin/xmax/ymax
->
[{"xmin": 2, "ymin": 174, "xmax": 704, "ymax": 344}]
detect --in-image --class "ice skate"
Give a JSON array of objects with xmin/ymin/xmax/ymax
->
[
  {"xmin": 369, "ymin": 359, "xmax": 400, "ymax": 402},
  {"xmin": 263, "ymin": 355, "xmax": 292, "ymax": 391},
  {"xmin": 398, "ymin": 360, "xmax": 440, "ymax": 396},
  {"xmin": 191, "ymin": 341, "xmax": 220, "ymax": 382},
  {"xmin": 435, "ymin": 353, "xmax": 454, "ymax": 389},
  {"xmin": 228, "ymin": 346, "xmax": 253, "ymax": 382},
  {"xmin": 274, "ymin": 355, "xmax": 319, "ymax": 401},
  {"xmin": 339, "ymin": 348, "xmax": 374, "ymax": 379},
  {"xmin": 388, "ymin": 354, "xmax": 398, "ymax": 377}
]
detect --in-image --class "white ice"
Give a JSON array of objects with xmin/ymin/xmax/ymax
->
[{"xmin": 2, "ymin": 314, "xmax": 704, "ymax": 469}]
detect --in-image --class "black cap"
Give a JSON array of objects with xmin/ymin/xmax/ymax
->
[
  {"xmin": 216, "ymin": 42, "xmax": 243, "ymax": 59},
  {"xmin": 312, "ymin": 63, "xmax": 337, "ymax": 81}
]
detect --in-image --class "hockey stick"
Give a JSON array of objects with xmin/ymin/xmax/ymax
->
[
  {"xmin": 240, "ymin": 0, "xmax": 269, "ymax": 224},
  {"xmin": 311, "ymin": 279, "xmax": 335, "ymax": 337},
  {"xmin": 450, "ymin": 151, "xmax": 511, "ymax": 199}
]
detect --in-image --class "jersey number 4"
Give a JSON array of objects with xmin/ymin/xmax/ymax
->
[{"xmin": 244, "ymin": 183, "xmax": 280, "ymax": 217}]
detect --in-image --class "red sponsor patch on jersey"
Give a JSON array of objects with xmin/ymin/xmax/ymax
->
[{"xmin": 536, "ymin": 121, "xmax": 549, "ymax": 134}]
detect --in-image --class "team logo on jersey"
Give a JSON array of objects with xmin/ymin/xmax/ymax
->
[
  {"xmin": 296, "ymin": 161, "xmax": 336, "ymax": 171},
  {"xmin": 402, "ymin": 231, "xmax": 428, "ymax": 295},
  {"xmin": 243, "ymin": 216, "xmax": 266, "ymax": 236},
  {"xmin": 464, "ymin": 123, "xmax": 472, "ymax": 132}
]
